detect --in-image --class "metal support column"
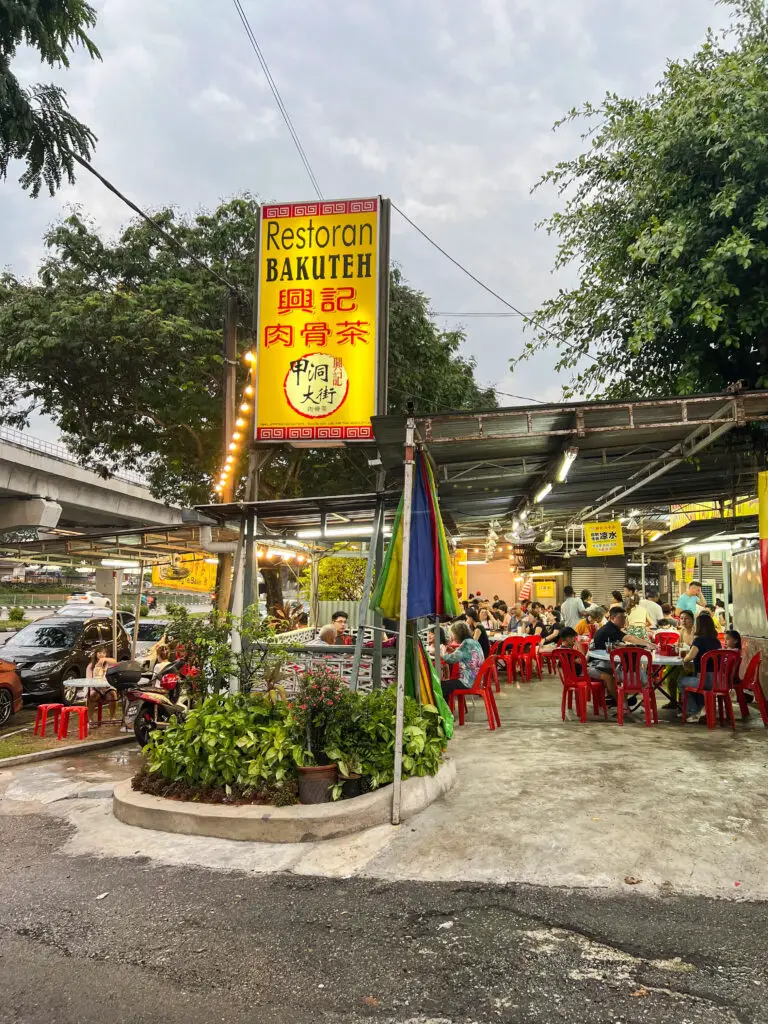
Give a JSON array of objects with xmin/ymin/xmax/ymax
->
[
  {"xmin": 111, "ymin": 571, "xmax": 119, "ymax": 660},
  {"xmin": 392, "ymin": 418, "xmax": 416, "ymax": 826},
  {"xmin": 722, "ymin": 549, "xmax": 731, "ymax": 629},
  {"xmin": 350, "ymin": 499, "xmax": 385, "ymax": 691},
  {"xmin": 131, "ymin": 560, "xmax": 145, "ymax": 660},
  {"xmin": 640, "ymin": 517, "xmax": 646, "ymax": 594}
]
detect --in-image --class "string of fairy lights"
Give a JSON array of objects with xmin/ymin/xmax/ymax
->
[{"xmin": 214, "ymin": 349, "xmax": 256, "ymax": 497}]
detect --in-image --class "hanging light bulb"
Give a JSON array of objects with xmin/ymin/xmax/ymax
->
[
  {"xmin": 239, "ymin": 403, "xmax": 250, "ymax": 413},
  {"xmin": 244, "ymin": 351, "xmax": 256, "ymax": 364},
  {"xmin": 235, "ymin": 418, "xmax": 246, "ymax": 429},
  {"xmin": 244, "ymin": 385, "xmax": 254, "ymax": 397},
  {"xmin": 232, "ymin": 432, "xmax": 241, "ymax": 441},
  {"xmin": 228, "ymin": 442, "xmax": 238, "ymax": 452}
]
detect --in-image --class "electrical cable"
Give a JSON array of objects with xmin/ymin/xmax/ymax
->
[
  {"xmin": 70, "ymin": 153, "xmax": 243, "ymax": 296},
  {"xmin": 231, "ymin": 0, "xmax": 323, "ymax": 201},
  {"xmin": 392, "ymin": 201, "xmax": 598, "ymax": 364}
]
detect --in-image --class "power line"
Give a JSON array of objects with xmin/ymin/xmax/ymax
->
[
  {"xmin": 231, "ymin": 0, "xmax": 323, "ymax": 201},
  {"xmin": 71, "ymin": 153, "xmax": 243, "ymax": 295},
  {"xmin": 433, "ymin": 311, "xmax": 528, "ymax": 318},
  {"xmin": 392, "ymin": 201, "xmax": 598, "ymax": 364}
]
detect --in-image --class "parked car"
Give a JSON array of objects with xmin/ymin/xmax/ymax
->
[
  {"xmin": 65, "ymin": 590, "xmax": 111, "ymax": 608},
  {"xmin": 0, "ymin": 616, "xmax": 130, "ymax": 704},
  {"xmin": 0, "ymin": 658, "xmax": 23, "ymax": 727},
  {"xmin": 55, "ymin": 606, "xmax": 136, "ymax": 631},
  {"xmin": 133, "ymin": 620, "xmax": 170, "ymax": 670}
]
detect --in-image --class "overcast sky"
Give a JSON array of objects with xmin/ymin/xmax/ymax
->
[{"xmin": 0, "ymin": 0, "xmax": 730, "ymax": 439}]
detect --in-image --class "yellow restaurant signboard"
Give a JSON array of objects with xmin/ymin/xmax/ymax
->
[
  {"xmin": 584, "ymin": 521, "xmax": 625, "ymax": 557},
  {"xmin": 535, "ymin": 580, "xmax": 556, "ymax": 600},
  {"xmin": 255, "ymin": 197, "xmax": 389, "ymax": 443},
  {"xmin": 151, "ymin": 554, "xmax": 217, "ymax": 594}
]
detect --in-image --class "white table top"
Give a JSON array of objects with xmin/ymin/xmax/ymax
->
[
  {"xmin": 587, "ymin": 649, "xmax": 683, "ymax": 666},
  {"xmin": 65, "ymin": 678, "xmax": 115, "ymax": 691}
]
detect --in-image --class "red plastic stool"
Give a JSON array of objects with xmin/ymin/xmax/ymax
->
[
  {"xmin": 34, "ymin": 703, "xmax": 64, "ymax": 737},
  {"xmin": 57, "ymin": 705, "xmax": 89, "ymax": 741}
]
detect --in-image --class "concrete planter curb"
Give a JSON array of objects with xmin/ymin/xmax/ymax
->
[
  {"xmin": 0, "ymin": 734, "xmax": 134, "ymax": 770},
  {"xmin": 113, "ymin": 757, "xmax": 457, "ymax": 843}
]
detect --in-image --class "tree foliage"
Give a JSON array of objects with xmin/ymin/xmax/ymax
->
[
  {"xmin": 529, "ymin": 0, "xmax": 768, "ymax": 398},
  {"xmin": 1, "ymin": 0, "xmax": 100, "ymax": 196},
  {"xmin": 298, "ymin": 555, "xmax": 367, "ymax": 602},
  {"xmin": 0, "ymin": 196, "xmax": 496, "ymax": 503}
]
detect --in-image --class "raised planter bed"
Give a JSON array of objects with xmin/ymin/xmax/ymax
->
[{"xmin": 112, "ymin": 758, "xmax": 456, "ymax": 843}]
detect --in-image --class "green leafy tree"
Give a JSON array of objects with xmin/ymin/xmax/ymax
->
[
  {"xmin": 298, "ymin": 555, "xmax": 367, "ymax": 602},
  {"xmin": 0, "ymin": 197, "xmax": 496, "ymax": 504},
  {"xmin": 1, "ymin": 0, "xmax": 101, "ymax": 196},
  {"xmin": 528, "ymin": 0, "xmax": 768, "ymax": 398}
]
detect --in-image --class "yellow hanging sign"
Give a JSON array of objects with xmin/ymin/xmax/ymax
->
[
  {"xmin": 535, "ymin": 580, "xmax": 556, "ymax": 600},
  {"xmin": 151, "ymin": 555, "xmax": 216, "ymax": 594},
  {"xmin": 584, "ymin": 521, "xmax": 625, "ymax": 557},
  {"xmin": 255, "ymin": 198, "xmax": 388, "ymax": 443}
]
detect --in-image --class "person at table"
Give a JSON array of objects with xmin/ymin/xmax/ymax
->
[
  {"xmin": 86, "ymin": 645, "xmax": 118, "ymax": 724},
  {"xmin": 622, "ymin": 584, "xmax": 638, "ymax": 611},
  {"xmin": 576, "ymin": 606, "xmax": 605, "ymax": 636},
  {"xmin": 560, "ymin": 585, "xmax": 586, "ymax": 628},
  {"xmin": 318, "ymin": 625, "xmax": 339, "ymax": 645},
  {"xmin": 427, "ymin": 626, "xmax": 448, "ymax": 658},
  {"xmin": 540, "ymin": 609, "xmax": 565, "ymax": 645},
  {"xmin": 503, "ymin": 604, "xmax": 523, "ymax": 632},
  {"xmin": 640, "ymin": 590, "xmax": 664, "ymax": 628},
  {"xmin": 441, "ymin": 622, "xmax": 485, "ymax": 701},
  {"xmin": 328, "ymin": 610, "xmax": 349, "ymax": 641},
  {"xmin": 626, "ymin": 594, "xmax": 653, "ymax": 638},
  {"xmin": 678, "ymin": 614, "xmax": 723, "ymax": 723},
  {"xmin": 465, "ymin": 609, "xmax": 491, "ymax": 658},
  {"xmin": 540, "ymin": 626, "xmax": 582, "ymax": 663},
  {"xmin": 523, "ymin": 605, "xmax": 546, "ymax": 639},
  {"xmin": 479, "ymin": 606, "xmax": 499, "ymax": 631},
  {"xmin": 588, "ymin": 607, "xmax": 653, "ymax": 706},
  {"xmin": 676, "ymin": 580, "xmax": 706, "ymax": 618},
  {"xmin": 609, "ymin": 589, "xmax": 624, "ymax": 610},
  {"xmin": 657, "ymin": 604, "xmax": 678, "ymax": 629}
]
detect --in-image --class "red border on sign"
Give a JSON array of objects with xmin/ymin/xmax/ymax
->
[
  {"xmin": 262, "ymin": 198, "xmax": 379, "ymax": 219},
  {"xmin": 257, "ymin": 425, "xmax": 374, "ymax": 441},
  {"xmin": 283, "ymin": 352, "xmax": 350, "ymax": 420}
]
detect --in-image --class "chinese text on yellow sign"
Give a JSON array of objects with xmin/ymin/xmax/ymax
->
[
  {"xmin": 256, "ymin": 198, "xmax": 383, "ymax": 442},
  {"xmin": 584, "ymin": 521, "xmax": 625, "ymax": 557}
]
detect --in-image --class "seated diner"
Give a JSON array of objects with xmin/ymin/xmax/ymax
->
[
  {"xmin": 678, "ymin": 613, "xmax": 723, "ymax": 723},
  {"xmin": 587, "ymin": 606, "xmax": 653, "ymax": 709},
  {"xmin": 441, "ymin": 622, "xmax": 485, "ymax": 701}
]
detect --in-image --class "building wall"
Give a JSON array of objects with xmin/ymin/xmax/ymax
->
[{"xmin": 466, "ymin": 560, "xmax": 520, "ymax": 603}]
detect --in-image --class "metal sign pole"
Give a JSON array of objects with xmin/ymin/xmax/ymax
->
[
  {"xmin": 391, "ymin": 418, "xmax": 416, "ymax": 826},
  {"xmin": 131, "ymin": 560, "xmax": 145, "ymax": 659},
  {"xmin": 111, "ymin": 571, "xmax": 119, "ymax": 660},
  {"xmin": 350, "ymin": 498, "xmax": 385, "ymax": 691}
]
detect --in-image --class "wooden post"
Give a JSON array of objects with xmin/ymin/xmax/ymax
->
[
  {"xmin": 217, "ymin": 291, "xmax": 238, "ymax": 614},
  {"xmin": 391, "ymin": 418, "xmax": 416, "ymax": 826}
]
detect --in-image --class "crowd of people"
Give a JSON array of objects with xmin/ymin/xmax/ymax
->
[{"xmin": 430, "ymin": 581, "xmax": 742, "ymax": 723}]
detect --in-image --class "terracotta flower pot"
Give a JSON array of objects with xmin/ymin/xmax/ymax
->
[{"xmin": 297, "ymin": 763, "xmax": 338, "ymax": 804}]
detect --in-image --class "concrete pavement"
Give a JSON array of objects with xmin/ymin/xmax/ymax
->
[{"xmin": 3, "ymin": 678, "xmax": 768, "ymax": 1021}]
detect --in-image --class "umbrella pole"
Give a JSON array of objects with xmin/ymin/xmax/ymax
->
[{"xmin": 392, "ymin": 418, "xmax": 416, "ymax": 826}]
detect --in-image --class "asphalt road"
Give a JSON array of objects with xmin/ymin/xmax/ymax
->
[{"xmin": 0, "ymin": 811, "xmax": 765, "ymax": 1024}]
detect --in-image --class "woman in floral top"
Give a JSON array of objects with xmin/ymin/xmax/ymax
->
[{"xmin": 441, "ymin": 621, "xmax": 485, "ymax": 700}]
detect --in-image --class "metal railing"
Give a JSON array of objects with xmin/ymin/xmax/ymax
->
[{"xmin": 0, "ymin": 425, "xmax": 149, "ymax": 488}]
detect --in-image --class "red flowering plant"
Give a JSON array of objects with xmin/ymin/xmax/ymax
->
[{"xmin": 290, "ymin": 665, "xmax": 347, "ymax": 764}]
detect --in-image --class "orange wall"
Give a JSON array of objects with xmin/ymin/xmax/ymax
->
[{"xmin": 466, "ymin": 560, "xmax": 520, "ymax": 603}]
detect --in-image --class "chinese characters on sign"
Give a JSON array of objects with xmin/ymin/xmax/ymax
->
[
  {"xmin": 255, "ymin": 199, "xmax": 386, "ymax": 442},
  {"xmin": 584, "ymin": 521, "xmax": 625, "ymax": 557}
]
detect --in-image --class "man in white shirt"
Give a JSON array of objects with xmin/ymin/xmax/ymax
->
[
  {"xmin": 560, "ymin": 586, "xmax": 585, "ymax": 628},
  {"xmin": 640, "ymin": 590, "xmax": 664, "ymax": 627}
]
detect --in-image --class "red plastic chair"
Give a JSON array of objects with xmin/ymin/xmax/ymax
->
[
  {"xmin": 494, "ymin": 636, "xmax": 525, "ymax": 684},
  {"xmin": 551, "ymin": 647, "xmax": 607, "ymax": 723},
  {"xmin": 33, "ymin": 703, "xmax": 64, "ymax": 738},
  {"xmin": 487, "ymin": 641, "xmax": 502, "ymax": 692},
  {"xmin": 448, "ymin": 657, "xmax": 501, "ymax": 731},
  {"xmin": 680, "ymin": 650, "xmax": 741, "ymax": 730},
  {"xmin": 654, "ymin": 631, "xmax": 680, "ymax": 646},
  {"xmin": 733, "ymin": 653, "xmax": 767, "ymax": 726},
  {"xmin": 609, "ymin": 648, "xmax": 657, "ymax": 727},
  {"xmin": 57, "ymin": 705, "xmax": 90, "ymax": 740},
  {"xmin": 518, "ymin": 636, "xmax": 543, "ymax": 682}
]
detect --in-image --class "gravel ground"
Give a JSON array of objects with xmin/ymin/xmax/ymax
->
[{"xmin": 0, "ymin": 812, "xmax": 765, "ymax": 1024}]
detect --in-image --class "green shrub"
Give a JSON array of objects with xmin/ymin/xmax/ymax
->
[
  {"xmin": 324, "ymin": 688, "xmax": 447, "ymax": 792},
  {"xmin": 144, "ymin": 692, "xmax": 307, "ymax": 795},
  {"xmin": 7, "ymin": 606, "xmax": 25, "ymax": 624}
]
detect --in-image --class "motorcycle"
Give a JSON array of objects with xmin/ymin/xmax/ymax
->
[{"xmin": 108, "ymin": 658, "xmax": 195, "ymax": 747}]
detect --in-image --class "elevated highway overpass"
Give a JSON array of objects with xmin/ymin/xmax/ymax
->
[{"xmin": 0, "ymin": 427, "xmax": 183, "ymax": 531}]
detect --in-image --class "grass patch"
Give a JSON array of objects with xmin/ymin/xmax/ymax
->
[{"xmin": 0, "ymin": 721, "xmax": 125, "ymax": 759}]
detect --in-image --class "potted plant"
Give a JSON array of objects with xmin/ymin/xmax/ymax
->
[{"xmin": 291, "ymin": 665, "xmax": 345, "ymax": 803}]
